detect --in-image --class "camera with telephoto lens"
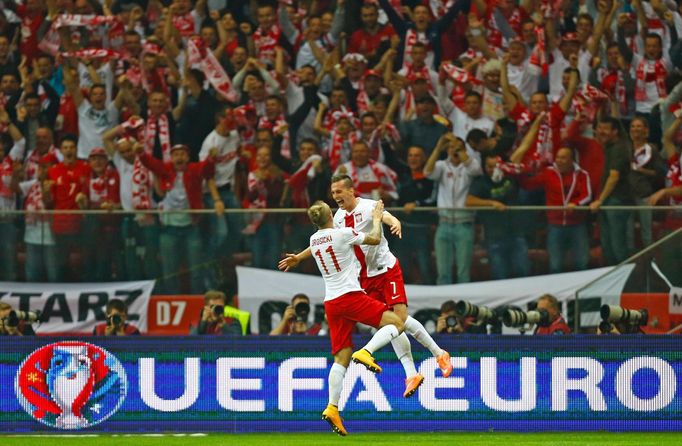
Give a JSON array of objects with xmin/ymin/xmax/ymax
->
[
  {"xmin": 211, "ymin": 305, "xmax": 225, "ymax": 317},
  {"xmin": 294, "ymin": 302, "xmax": 310, "ymax": 322},
  {"xmin": 108, "ymin": 314, "xmax": 123, "ymax": 326},
  {"xmin": 5, "ymin": 310, "xmax": 42, "ymax": 328},
  {"xmin": 503, "ymin": 308, "xmax": 551, "ymax": 327},
  {"xmin": 600, "ymin": 305, "xmax": 648, "ymax": 326},
  {"xmin": 455, "ymin": 301, "xmax": 496, "ymax": 322},
  {"xmin": 445, "ymin": 315, "xmax": 458, "ymax": 328}
]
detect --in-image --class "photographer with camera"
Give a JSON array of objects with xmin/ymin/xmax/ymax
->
[
  {"xmin": 270, "ymin": 294, "xmax": 321, "ymax": 336},
  {"xmin": 598, "ymin": 305, "xmax": 647, "ymax": 335},
  {"xmin": 435, "ymin": 300, "xmax": 488, "ymax": 334},
  {"xmin": 436, "ymin": 301, "xmax": 464, "ymax": 334},
  {"xmin": 533, "ymin": 294, "xmax": 571, "ymax": 335},
  {"xmin": 93, "ymin": 299, "xmax": 140, "ymax": 336},
  {"xmin": 190, "ymin": 290, "xmax": 249, "ymax": 336},
  {"xmin": 502, "ymin": 294, "xmax": 571, "ymax": 334},
  {"xmin": 0, "ymin": 302, "xmax": 38, "ymax": 336}
]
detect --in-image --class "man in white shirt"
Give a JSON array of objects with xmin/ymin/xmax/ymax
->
[
  {"xmin": 63, "ymin": 66, "xmax": 137, "ymax": 159},
  {"xmin": 425, "ymin": 134, "xmax": 482, "ymax": 284},
  {"xmin": 280, "ymin": 199, "xmax": 405, "ymax": 437},
  {"xmin": 200, "ymin": 106, "xmax": 243, "ymax": 285},
  {"xmin": 450, "ymin": 91, "xmax": 495, "ymax": 140},
  {"xmin": 101, "ymin": 126, "xmax": 160, "ymax": 282}
]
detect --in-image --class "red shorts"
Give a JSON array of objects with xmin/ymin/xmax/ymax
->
[
  {"xmin": 324, "ymin": 291, "xmax": 388, "ymax": 355},
  {"xmin": 360, "ymin": 260, "xmax": 408, "ymax": 307}
]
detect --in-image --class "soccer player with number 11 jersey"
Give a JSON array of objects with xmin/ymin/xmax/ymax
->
[
  {"xmin": 280, "ymin": 199, "xmax": 406, "ymax": 436},
  {"xmin": 280, "ymin": 174, "xmax": 453, "ymax": 399}
]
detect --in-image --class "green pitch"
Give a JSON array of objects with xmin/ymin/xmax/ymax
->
[{"xmin": 2, "ymin": 433, "xmax": 681, "ymax": 446}]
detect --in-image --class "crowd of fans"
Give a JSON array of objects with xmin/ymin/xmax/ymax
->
[{"xmin": 0, "ymin": 0, "xmax": 681, "ymax": 292}]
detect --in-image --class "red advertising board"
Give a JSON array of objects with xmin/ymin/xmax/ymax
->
[{"xmin": 147, "ymin": 295, "xmax": 205, "ymax": 335}]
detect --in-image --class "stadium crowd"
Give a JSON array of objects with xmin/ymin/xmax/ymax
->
[{"xmin": 0, "ymin": 0, "xmax": 681, "ymax": 292}]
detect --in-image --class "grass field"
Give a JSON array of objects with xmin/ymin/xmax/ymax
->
[{"xmin": 2, "ymin": 433, "xmax": 681, "ymax": 446}]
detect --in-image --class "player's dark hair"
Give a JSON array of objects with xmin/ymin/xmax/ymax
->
[{"xmin": 330, "ymin": 174, "xmax": 353, "ymax": 189}]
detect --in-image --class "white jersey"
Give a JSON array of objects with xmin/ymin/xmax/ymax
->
[
  {"xmin": 310, "ymin": 227, "xmax": 366, "ymax": 301},
  {"xmin": 333, "ymin": 197, "xmax": 397, "ymax": 278}
]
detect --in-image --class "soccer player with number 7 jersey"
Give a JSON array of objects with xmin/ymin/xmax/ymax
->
[
  {"xmin": 280, "ymin": 199, "xmax": 406, "ymax": 436},
  {"xmin": 279, "ymin": 174, "xmax": 453, "ymax": 399}
]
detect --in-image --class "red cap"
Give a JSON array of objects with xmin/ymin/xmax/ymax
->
[
  {"xmin": 170, "ymin": 144, "xmax": 190, "ymax": 153},
  {"xmin": 561, "ymin": 32, "xmax": 579, "ymax": 43},
  {"xmin": 88, "ymin": 147, "xmax": 108, "ymax": 158}
]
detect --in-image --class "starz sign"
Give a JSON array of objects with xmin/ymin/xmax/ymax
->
[{"xmin": 14, "ymin": 341, "xmax": 127, "ymax": 429}]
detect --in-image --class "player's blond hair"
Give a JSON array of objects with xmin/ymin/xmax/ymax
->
[{"xmin": 308, "ymin": 201, "xmax": 331, "ymax": 228}]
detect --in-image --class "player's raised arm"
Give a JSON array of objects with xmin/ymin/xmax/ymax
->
[
  {"xmin": 381, "ymin": 211, "xmax": 402, "ymax": 239},
  {"xmin": 363, "ymin": 200, "xmax": 385, "ymax": 246},
  {"xmin": 278, "ymin": 247, "xmax": 313, "ymax": 272}
]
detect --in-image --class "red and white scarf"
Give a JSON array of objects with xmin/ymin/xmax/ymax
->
[
  {"xmin": 429, "ymin": 0, "xmax": 454, "ymax": 16},
  {"xmin": 242, "ymin": 171, "xmax": 269, "ymax": 235},
  {"xmin": 347, "ymin": 160, "xmax": 398, "ymax": 198},
  {"xmin": 327, "ymin": 129, "xmax": 359, "ymax": 172},
  {"xmin": 172, "ymin": 12, "xmax": 197, "ymax": 37},
  {"xmin": 515, "ymin": 111, "xmax": 553, "ymax": 166},
  {"xmin": 54, "ymin": 14, "xmax": 118, "ymax": 29},
  {"xmin": 599, "ymin": 68, "xmax": 628, "ymax": 115},
  {"xmin": 63, "ymin": 48, "xmax": 120, "ymax": 61},
  {"xmin": 323, "ymin": 106, "xmax": 356, "ymax": 130},
  {"xmin": 574, "ymin": 83, "xmax": 609, "ymax": 122},
  {"xmin": 24, "ymin": 180, "xmax": 46, "ymax": 226},
  {"xmin": 528, "ymin": 27, "xmax": 548, "ymax": 76},
  {"xmin": 403, "ymin": 29, "xmax": 432, "ymax": 69},
  {"xmin": 635, "ymin": 58, "xmax": 668, "ymax": 102},
  {"xmin": 631, "ymin": 143, "xmax": 652, "ymax": 170},
  {"xmin": 25, "ymin": 146, "xmax": 59, "ymax": 180},
  {"xmin": 667, "ymin": 154, "xmax": 682, "ymax": 205},
  {"xmin": 287, "ymin": 154, "xmax": 323, "ymax": 208},
  {"xmin": 485, "ymin": 8, "xmax": 523, "ymax": 49},
  {"xmin": 89, "ymin": 167, "xmax": 117, "ymax": 205},
  {"xmin": 257, "ymin": 114, "xmax": 290, "ymax": 159},
  {"xmin": 145, "ymin": 113, "xmax": 171, "ymax": 162},
  {"xmin": 131, "ymin": 156, "xmax": 152, "ymax": 210},
  {"xmin": 39, "ymin": 14, "xmax": 119, "ymax": 55},
  {"xmin": 442, "ymin": 62, "xmax": 482, "ymax": 86},
  {"xmin": 0, "ymin": 157, "xmax": 14, "ymax": 199},
  {"xmin": 187, "ymin": 37, "xmax": 237, "ymax": 103},
  {"xmin": 253, "ymin": 25, "xmax": 282, "ymax": 65}
]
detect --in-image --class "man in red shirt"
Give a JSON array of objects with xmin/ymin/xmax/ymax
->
[
  {"xmin": 136, "ymin": 143, "xmax": 217, "ymax": 293},
  {"xmin": 83, "ymin": 148, "xmax": 121, "ymax": 281},
  {"xmin": 348, "ymin": 3, "xmax": 394, "ymax": 67},
  {"xmin": 511, "ymin": 116, "xmax": 592, "ymax": 274},
  {"xmin": 93, "ymin": 299, "xmax": 141, "ymax": 336},
  {"xmin": 46, "ymin": 134, "xmax": 90, "ymax": 281},
  {"xmin": 534, "ymin": 294, "xmax": 571, "ymax": 335}
]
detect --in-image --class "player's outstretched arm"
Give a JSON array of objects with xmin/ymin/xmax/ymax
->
[
  {"xmin": 381, "ymin": 211, "xmax": 402, "ymax": 239},
  {"xmin": 363, "ymin": 201, "xmax": 384, "ymax": 246},
  {"xmin": 278, "ymin": 247, "xmax": 313, "ymax": 272}
]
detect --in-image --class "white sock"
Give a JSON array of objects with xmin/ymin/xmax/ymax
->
[
  {"xmin": 391, "ymin": 332, "xmax": 417, "ymax": 377},
  {"xmin": 405, "ymin": 316, "xmax": 444, "ymax": 358},
  {"xmin": 363, "ymin": 324, "xmax": 399, "ymax": 354},
  {"xmin": 328, "ymin": 362, "xmax": 347, "ymax": 406}
]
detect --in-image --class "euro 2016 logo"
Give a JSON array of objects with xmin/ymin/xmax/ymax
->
[{"xmin": 14, "ymin": 341, "xmax": 127, "ymax": 429}]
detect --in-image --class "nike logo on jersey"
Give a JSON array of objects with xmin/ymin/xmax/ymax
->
[{"xmin": 391, "ymin": 295, "xmax": 400, "ymax": 300}]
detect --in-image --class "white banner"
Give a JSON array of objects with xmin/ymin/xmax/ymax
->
[
  {"xmin": 237, "ymin": 265, "xmax": 635, "ymax": 333},
  {"xmin": 0, "ymin": 281, "xmax": 155, "ymax": 334}
]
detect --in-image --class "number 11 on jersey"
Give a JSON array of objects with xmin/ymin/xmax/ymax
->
[{"xmin": 314, "ymin": 246, "xmax": 341, "ymax": 274}]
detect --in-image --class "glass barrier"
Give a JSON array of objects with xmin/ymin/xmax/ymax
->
[{"xmin": 0, "ymin": 206, "xmax": 679, "ymax": 296}]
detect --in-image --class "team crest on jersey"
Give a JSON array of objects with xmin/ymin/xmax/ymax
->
[
  {"xmin": 15, "ymin": 341, "xmax": 127, "ymax": 430},
  {"xmin": 354, "ymin": 213, "xmax": 363, "ymax": 223}
]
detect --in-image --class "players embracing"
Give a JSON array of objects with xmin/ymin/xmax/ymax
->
[{"xmin": 280, "ymin": 175, "xmax": 453, "ymax": 434}]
